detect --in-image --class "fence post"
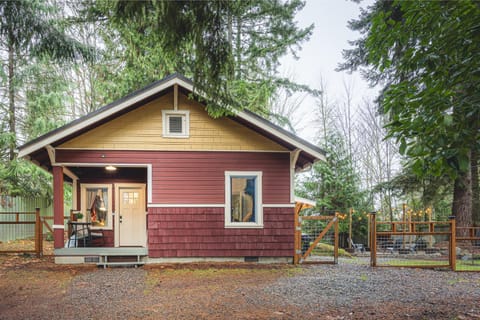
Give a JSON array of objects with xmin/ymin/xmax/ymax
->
[
  {"xmin": 294, "ymin": 207, "xmax": 300, "ymax": 265},
  {"xmin": 334, "ymin": 215, "xmax": 339, "ymax": 264},
  {"xmin": 35, "ymin": 208, "xmax": 43, "ymax": 258},
  {"xmin": 449, "ymin": 216, "xmax": 456, "ymax": 271},
  {"xmin": 348, "ymin": 208, "xmax": 353, "ymax": 249},
  {"xmin": 370, "ymin": 212, "xmax": 377, "ymax": 267}
]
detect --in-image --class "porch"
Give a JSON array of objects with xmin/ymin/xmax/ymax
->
[{"xmin": 49, "ymin": 163, "xmax": 149, "ymax": 253}]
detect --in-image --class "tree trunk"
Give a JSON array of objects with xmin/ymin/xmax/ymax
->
[
  {"xmin": 8, "ymin": 28, "xmax": 16, "ymax": 161},
  {"xmin": 452, "ymin": 151, "xmax": 472, "ymax": 237},
  {"xmin": 471, "ymin": 146, "xmax": 480, "ymax": 226},
  {"xmin": 235, "ymin": 17, "xmax": 242, "ymax": 79}
]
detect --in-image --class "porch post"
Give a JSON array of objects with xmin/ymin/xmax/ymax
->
[
  {"xmin": 72, "ymin": 178, "xmax": 78, "ymax": 210},
  {"xmin": 53, "ymin": 166, "xmax": 65, "ymax": 249}
]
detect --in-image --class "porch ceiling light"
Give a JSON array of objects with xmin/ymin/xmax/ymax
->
[{"xmin": 105, "ymin": 165, "xmax": 117, "ymax": 171}]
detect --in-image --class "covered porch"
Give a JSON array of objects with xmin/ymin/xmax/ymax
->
[{"xmin": 48, "ymin": 162, "xmax": 150, "ymax": 263}]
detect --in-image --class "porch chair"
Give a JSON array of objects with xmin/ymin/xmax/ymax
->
[
  {"xmin": 348, "ymin": 237, "xmax": 365, "ymax": 253},
  {"xmin": 87, "ymin": 226, "xmax": 105, "ymax": 247},
  {"xmin": 66, "ymin": 221, "xmax": 90, "ymax": 248}
]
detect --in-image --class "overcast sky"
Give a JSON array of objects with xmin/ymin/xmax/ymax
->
[{"xmin": 279, "ymin": 0, "xmax": 376, "ymax": 141}]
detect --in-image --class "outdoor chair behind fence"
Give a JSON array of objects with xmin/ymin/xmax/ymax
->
[{"xmin": 348, "ymin": 237, "xmax": 365, "ymax": 253}]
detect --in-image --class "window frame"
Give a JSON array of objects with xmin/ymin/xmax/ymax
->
[
  {"xmin": 162, "ymin": 110, "xmax": 190, "ymax": 138},
  {"xmin": 80, "ymin": 183, "xmax": 113, "ymax": 230},
  {"xmin": 224, "ymin": 171, "xmax": 263, "ymax": 228}
]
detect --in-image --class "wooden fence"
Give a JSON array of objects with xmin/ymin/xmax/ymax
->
[
  {"xmin": 455, "ymin": 226, "xmax": 480, "ymax": 272},
  {"xmin": 0, "ymin": 209, "xmax": 43, "ymax": 257},
  {"xmin": 369, "ymin": 213, "xmax": 456, "ymax": 270},
  {"xmin": 0, "ymin": 195, "xmax": 52, "ymax": 241}
]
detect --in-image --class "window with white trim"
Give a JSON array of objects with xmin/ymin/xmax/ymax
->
[
  {"xmin": 225, "ymin": 171, "xmax": 263, "ymax": 228},
  {"xmin": 80, "ymin": 184, "xmax": 113, "ymax": 230},
  {"xmin": 162, "ymin": 110, "xmax": 190, "ymax": 138}
]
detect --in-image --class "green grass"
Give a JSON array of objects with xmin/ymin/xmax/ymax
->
[
  {"xmin": 456, "ymin": 260, "xmax": 480, "ymax": 271},
  {"xmin": 383, "ymin": 259, "xmax": 450, "ymax": 267},
  {"xmin": 310, "ymin": 242, "xmax": 353, "ymax": 258},
  {"xmin": 382, "ymin": 258, "xmax": 480, "ymax": 271}
]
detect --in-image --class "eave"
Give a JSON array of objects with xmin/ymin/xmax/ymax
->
[{"xmin": 18, "ymin": 73, "xmax": 325, "ymax": 172}]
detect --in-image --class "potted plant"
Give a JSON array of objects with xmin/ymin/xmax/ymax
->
[{"xmin": 72, "ymin": 212, "xmax": 84, "ymax": 221}]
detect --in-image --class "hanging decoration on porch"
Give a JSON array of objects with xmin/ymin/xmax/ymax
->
[{"xmin": 90, "ymin": 189, "xmax": 107, "ymax": 226}]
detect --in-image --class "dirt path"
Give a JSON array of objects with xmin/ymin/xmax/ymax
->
[{"xmin": 0, "ymin": 255, "xmax": 479, "ymax": 319}]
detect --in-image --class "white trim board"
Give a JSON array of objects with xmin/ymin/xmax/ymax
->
[
  {"xmin": 54, "ymin": 162, "xmax": 151, "ymax": 168},
  {"xmin": 148, "ymin": 204, "xmax": 225, "ymax": 208},
  {"xmin": 262, "ymin": 204, "xmax": 295, "ymax": 208},
  {"xmin": 294, "ymin": 196, "xmax": 316, "ymax": 207},
  {"xmin": 55, "ymin": 147, "xmax": 291, "ymax": 153},
  {"xmin": 147, "ymin": 204, "xmax": 294, "ymax": 208}
]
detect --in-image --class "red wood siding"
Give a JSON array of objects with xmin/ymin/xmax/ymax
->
[
  {"xmin": 147, "ymin": 207, "xmax": 294, "ymax": 258},
  {"xmin": 101, "ymin": 230, "xmax": 114, "ymax": 247},
  {"xmin": 56, "ymin": 150, "xmax": 291, "ymax": 204}
]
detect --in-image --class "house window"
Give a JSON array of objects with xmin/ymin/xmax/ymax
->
[
  {"xmin": 81, "ymin": 184, "xmax": 113, "ymax": 230},
  {"xmin": 162, "ymin": 110, "xmax": 189, "ymax": 138},
  {"xmin": 123, "ymin": 191, "xmax": 139, "ymax": 205},
  {"xmin": 225, "ymin": 171, "xmax": 263, "ymax": 228}
]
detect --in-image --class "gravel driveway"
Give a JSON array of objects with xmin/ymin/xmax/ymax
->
[{"xmin": 0, "ymin": 255, "xmax": 479, "ymax": 319}]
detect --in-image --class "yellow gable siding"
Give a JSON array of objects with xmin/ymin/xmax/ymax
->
[{"xmin": 59, "ymin": 93, "xmax": 287, "ymax": 152}]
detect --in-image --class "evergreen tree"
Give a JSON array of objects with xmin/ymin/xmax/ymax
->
[
  {"xmin": 0, "ymin": 0, "xmax": 91, "ymax": 161},
  {"xmin": 88, "ymin": 0, "xmax": 315, "ymax": 116},
  {"xmin": 0, "ymin": 0, "xmax": 91, "ymax": 196},
  {"xmin": 297, "ymin": 131, "xmax": 369, "ymax": 241},
  {"xmin": 340, "ymin": 0, "xmax": 480, "ymax": 227},
  {"xmin": 300, "ymin": 132, "xmax": 366, "ymax": 213}
]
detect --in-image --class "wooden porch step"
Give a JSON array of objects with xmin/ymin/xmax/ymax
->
[
  {"xmin": 97, "ymin": 261, "xmax": 145, "ymax": 268},
  {"xmin": 97, "ymin": 251, "xmax": 146, "ymax": 268}
]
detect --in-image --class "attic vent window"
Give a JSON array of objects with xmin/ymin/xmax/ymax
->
[{"xmin": 162, "ymin": 110, "xmax": 189, "ymax": 138}]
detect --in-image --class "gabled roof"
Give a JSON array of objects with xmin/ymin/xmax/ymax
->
[{"xmin": 18, "ymin": 73, "xmax": 325, "ymax": 171}]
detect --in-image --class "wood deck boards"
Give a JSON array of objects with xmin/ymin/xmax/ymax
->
[{"xmin": 55, "ymin": 247, "xmax": 148, "ymax": 256}]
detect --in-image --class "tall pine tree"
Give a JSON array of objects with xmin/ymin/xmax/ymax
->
[
  {"xmin": 340, "ymin": 0, "xmax": 480, "ymax": 228},
  {"xmin": 87, "ymin": 0, "xmax": 314, "ymax": 116},
  {"xmin": 0, "ymin": 0, "xmax": 91, "ymax": 161}
]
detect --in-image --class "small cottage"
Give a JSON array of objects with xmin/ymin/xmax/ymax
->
[{"xmin": 18, "ymin": 74, "xmax": 325, "ymax": 265}]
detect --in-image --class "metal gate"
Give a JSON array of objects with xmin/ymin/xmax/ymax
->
[{"xmin": 294, "ymin": 214, "xmax": 339, "ymax": 264}]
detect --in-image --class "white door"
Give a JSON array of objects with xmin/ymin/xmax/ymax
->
[{"xmin": 119, "ymin": 187, "xmax": 146, "ymax": 247}]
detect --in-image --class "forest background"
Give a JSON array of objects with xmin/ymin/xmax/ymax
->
[{"xmin": 0, "ymin": 0, "xmax": 478, "ymax": 243}]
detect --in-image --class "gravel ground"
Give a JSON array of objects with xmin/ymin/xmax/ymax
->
[
  {"xmin": 266, "ymin": 260, "xmax": 480, "ymax": 319},
  {"xmin": 0, "ymin": 255, "xmax": 479, "ymax": 320}
]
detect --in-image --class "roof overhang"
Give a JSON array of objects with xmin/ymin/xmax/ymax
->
[
  {"xmin": 18, "ymin": 73, "xmax": 325, "ymax": 171},
  {"xmin": 294, "ymin": 196, "xmax": 316, "ymax": 208}
]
